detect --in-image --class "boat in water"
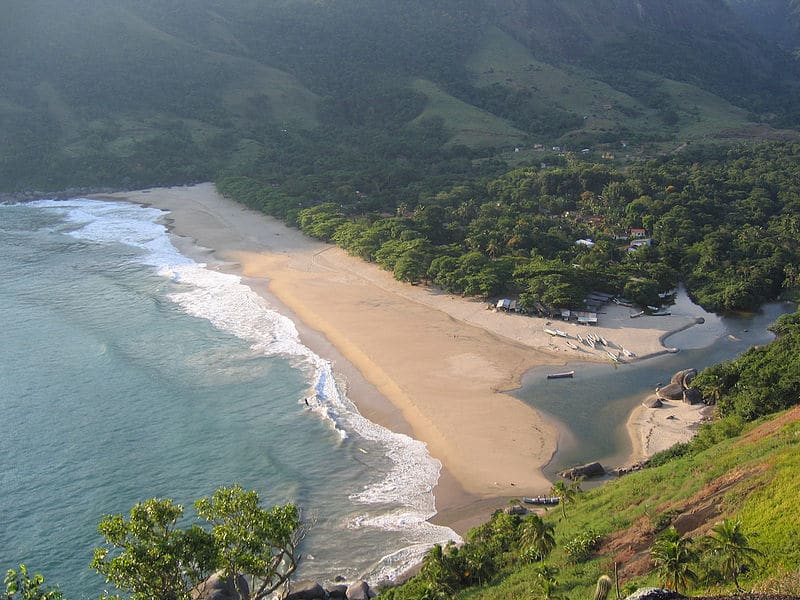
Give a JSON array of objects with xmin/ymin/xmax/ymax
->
[{"xmin": 546, "ymin": 370, "xmax": 574, "ymax": 379}]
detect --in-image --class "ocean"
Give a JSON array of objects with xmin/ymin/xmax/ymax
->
[{"xmin": 0, "ymin": 198, "xmax": 458, "ymax": 599}]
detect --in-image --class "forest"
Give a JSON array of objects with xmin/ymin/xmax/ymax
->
[{"xmin": 220, "ymin": 141, "xmax": 800, "ymax": 313}]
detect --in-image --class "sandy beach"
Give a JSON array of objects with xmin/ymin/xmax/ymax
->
[{"xmin": 93, "ymin": 183, "xmax": 709, "ymax": 530}]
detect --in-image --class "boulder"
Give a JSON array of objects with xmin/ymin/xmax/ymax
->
[
  {"xmin": 285, "ymin": 581, "xmax": 326, "ymax": 600},
  {"xmin": 191, "ymin": 573, "xmax": 249, "ymax": 600},
  {"xmin": 642, "ymin": 396, "xmax": 663, "ymax": 408},
  {"xmin": 624, "ymin": 588, "xmax": 684, "ymax": 600},
  {"xmin": 683, "ymin": 388, "xmax": 702, "ymax": 405},
  {"xmin": 326, "ymin": 584, "xmax": 349, "ymax": 599},
  {"xmin": 504, "ymin": 504, "xmax": 529, "ymax": 515},
  {"xmin": 346, "ymin": 581, "xmax": 372, "ymax": 600},
  {"xmin": 558, "ymin": 461, "xmax": 605, "ymax": 480},
  {"xmin": 670, "ymin": 368, "xmax": 697, "ymax": 388},
  {"xmin": 656, "ymin": 382, "xmax": 684, "ymax": 401}
]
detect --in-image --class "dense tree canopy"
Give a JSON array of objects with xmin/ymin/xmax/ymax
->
[{"xmin": 251, "ymin": 142, "xmax": 800, "ymax": 312}]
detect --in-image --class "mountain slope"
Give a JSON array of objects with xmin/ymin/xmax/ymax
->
[{"xmin": 1, "ymin": 0, "xmax": 799, "ymax": 191}]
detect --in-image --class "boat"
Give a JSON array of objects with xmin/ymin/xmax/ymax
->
[
  {"xmin": 523, "ymin": 496, "xmax": 560, "ymax": 505},
  {"xmin": 554, "ymin": 329, "xmax": 568, "ymax": 338},
  {"xmin": 566, "ymin": 341, "xmax": 579, "ymax": 350},
  {"xmin": 598, "ymin": 336, "xmax": 608, "ymax": 346},
  {"xmin": 651, "ymin": 311, "xmax": 672, "ymax": 316},
  {"xmin": 606, "ymin": 350, "xmax": 620, "ymax": 362},
  {"xmin": 622, "ymin": 347, "xmax": 635, "ymax": 357},
  {"xmin": 587, "ymin": 338, "xmax": 596, "ymax": 349},
  {"xmin": 546, "ymin": 370, "xmax": 574, "ymax": 379},
  {"xmin": 544, "ymin": 328, "xmax": 558, "ymax": 336},
  {"xmin": 630, "ymin": 310, "xmax": 645, "ymax": 318}
]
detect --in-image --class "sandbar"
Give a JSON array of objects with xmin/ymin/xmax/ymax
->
[{"xmin": 93, "ymin": 183, "xmax": 708, "ymax": 529}]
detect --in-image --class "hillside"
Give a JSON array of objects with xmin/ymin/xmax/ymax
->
[
  {"xmin": 2, "ymin": 0, "xmax": 800, "ymax": 193},
  {"xmin": 381, "ymin": 406, "xmax": 800, "ymax": 599}
]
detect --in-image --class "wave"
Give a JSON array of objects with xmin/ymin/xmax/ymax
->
[{"xmin": 41, "ymin": 197, "xmax": 461, "ymax": 582}]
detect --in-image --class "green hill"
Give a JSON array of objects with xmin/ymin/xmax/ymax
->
[{"xmin": 2, "ymin": 0, "xmax": 800, "ymax": 192}]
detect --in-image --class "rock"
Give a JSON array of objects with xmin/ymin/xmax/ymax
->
[
  {"xmin": 285, "ymin": 581, "xmax": 326, "ymax": 600},
  {"xmin": 558, "ymin": 461, "xmax": 605, "ymax": 480},
  {"xmin": 643, "ymin": 396, "xmax": 663, "ymax": 408},
  {"xmin": 191, "ymin": 573, "xmax": 249, "ymax": 600},
  {"xmin": 504, "ymin": 504, "xmax": 529, "ymax": 515},
  {"xmin": 346, "ymin": 580, "xmax": 371, "ymax": 600},
  {"xmin": 670, "ymin": 368, "xmax": 697, "ymax": 388},
  {"xmin": 683, "ymin": 388, "xmax": 702, "ymax": 405},
  {"xmin": 624, "ymin": 587, "xmax": 684, "ymax": 600},
  {"xmin": 326, "ymin": 584, "xmax": 348, "ymax": 599},
  {"xmin": 656, "ymin": 382, "xmax": 684, "ymax": 401}
]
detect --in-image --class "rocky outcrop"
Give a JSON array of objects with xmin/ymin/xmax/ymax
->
[
  {"xmin": 683, "ymin": 388, "xmax": 702, "ymax": 405},
  {"xmin": 671, "ymin": 368, "xmax": 697, "ymax": 388},
  {"xmin": 643, "ymin": 396, "xmax": 663, "ymax": 408},
  {"xmin": 279, "ymin": 579, "xmax": 378, "ymax": 600},
  {"xmin": 655, "ymin": 368, "xmax": 700, "ymax": 403},
  {"xmin": 559, "ymin": 461, "xmax": 605, "ymax": 480},
  {"xmin": 285, "ymin": 581, "xmax": 326, "ymax": 600},
  {"xmin": 191, "ymin": 573, "xmax": 249, "ymax": 600},
  {"xmin": 346, "ymin": 580, "xmax": 374, "ymax": 600},
  {"xmin": 625, "ymin": 588, "xmax": 684, "ymax": 600},
  {"xmin": 656, "ymin": 382, "xmax": 684, "ymax": 401}
]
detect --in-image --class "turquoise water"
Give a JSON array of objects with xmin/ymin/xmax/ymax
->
[
  {"xmin": 0, "ymin": 199, "xmax": 457, "ymax": 599},
  {"xmin": 514, "ymin": 291, "xmax": 795, "ymax": 475}
]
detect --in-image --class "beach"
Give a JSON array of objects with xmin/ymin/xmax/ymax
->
[{"xmin": 94, "ymin": 183, "xmax": 709, "ymax": 530}]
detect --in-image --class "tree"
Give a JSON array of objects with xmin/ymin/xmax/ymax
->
[
  {"xmin": 4, "ymin": 565, "xmax": 64, "ymax": 600},
  {"xmin": 194, "ymin": 485, "xmax": 304, "ymax": 599},
  {"xmin": 518, "ymin": 514, "xmax": 556, "ymax": 562},
  {"xmin": 649, "ymin": 526, "xmax": 698, "ymax": 593},
  {"xmin": 703, "ymin": 518, "xmax": 763, "ymax": 591},
  {"xmin": 92, "ymin": 485, "xmax": 303, "ymax": 600},
  {"xmin": 549, "ymin": 479, "xmax": 580, "ymax": 519},
  {"xmin": 91, "ymin": 498, "xmax": 215, "ymax": 600}
]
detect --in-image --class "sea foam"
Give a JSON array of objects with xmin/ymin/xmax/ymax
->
[{"xmin": 39, "ymin": 197, "xmax": 461, "ymax": 582}]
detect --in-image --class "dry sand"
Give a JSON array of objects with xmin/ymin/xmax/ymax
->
[{"xmin": 93, "ymin": 183, "xmax": 709, "ymax": 529}]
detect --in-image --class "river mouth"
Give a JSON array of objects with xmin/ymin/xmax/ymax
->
[{"xmin": 512, "ymin": 294, "xmax": 795, "ymax": 478}]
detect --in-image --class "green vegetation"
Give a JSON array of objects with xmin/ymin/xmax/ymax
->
[
  {"xmin": 284, "ymin": 142, "xmax": 800, "ymax": 313},
  {"xmin": 3, "ymin": 0, "xmax": 800, "ymax": 194},
  {"xmin": 4, "ymin": 565, "xmax": 64, "ymax": 600},
  {"xmin": 92, "ymin": 485, "xmax": 302, "ymax": 600},
  {"xmin": 382, "ymin": 407, "xmax": 800, "ymax": 598}
]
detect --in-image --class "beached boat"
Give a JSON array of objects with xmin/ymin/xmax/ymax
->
[
  {"xmin": 544, "ymin": 328, "xmax": 558, "ymax": 336},
  {"xmin": 546, "ymin": 370, "xmax": 574, "ymax": 379},
  {"xmin": 606, "ymin": 350, "xmax": 620, "ymax": 362},
  {"xmin": 598, "ymin": 336, "xmax": 608, "ymax": 346},
  {"xmin": 587, "ymin": 338, "xmax": 596, "ymax": 349},
  {"xmin": 566, "ymin": 341, "xmax": 579, "ymax": 350},
  {"xmin": 622, "ymin": 347, "xmax": 635, "ymax": 357},
  {"xmin": 523, "ymin": 496, "xmax": 560, "ymax": 505},
  {"xmin": 554, "ymin": 329, "xmax": 568, "ymax": 337},
  {"xmin": 630, "ymin": 310, "xmax": 645, "ymax": 318}
]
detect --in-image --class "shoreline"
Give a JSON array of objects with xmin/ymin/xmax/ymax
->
[{"xmin": 90, "ymin": 183, "xmax": 708, "ymax": 532}]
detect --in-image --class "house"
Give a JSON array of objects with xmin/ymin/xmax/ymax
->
[
  {"xmin": 629, "ymin": 228, "xmax": 647, "ymax": 238},
  {"xmin": 626, "ymin": 238, "xmax": 652, "ymax": 252}
]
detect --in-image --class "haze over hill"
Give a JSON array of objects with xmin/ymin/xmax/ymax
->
[{"xmin": 3, "ymin": 0, "xmax": 800, "ymax": 192}]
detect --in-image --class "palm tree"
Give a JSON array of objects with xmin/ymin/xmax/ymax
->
[
  {"xmin": 549, "ymin": 480, "xmax": 579, "ymax": 519},
  {"xmin": 704, "ymin": 518, "xmax": 763, "ymax": 591},
  {"xmin": 518, "ymin": 514, "xmax": 556, "ymax": 561},
  {"xmin": 649, "ymin": 526, "xmax": 698, "ymax": 593}
]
